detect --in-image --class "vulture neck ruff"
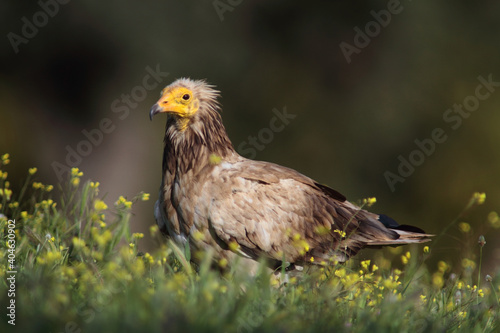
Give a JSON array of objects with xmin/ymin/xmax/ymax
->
[{"xmin": 163, "ymin": 81, "xmax": 235, "ymax": 176}]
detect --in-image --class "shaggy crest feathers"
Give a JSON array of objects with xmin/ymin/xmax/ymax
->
[{"xmin": 169, "ymin": 77, "xmax": 221, "ymax": 113}]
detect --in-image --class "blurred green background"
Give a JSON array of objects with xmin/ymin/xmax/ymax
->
[{"xmin": 1, "ymin": 1, "xmax": 499, "ymax": 269}]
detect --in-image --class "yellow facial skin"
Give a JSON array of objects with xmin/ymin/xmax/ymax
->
[{"xmin": 150, "ymin": 87, "xmax": 200, "ymax": 130}]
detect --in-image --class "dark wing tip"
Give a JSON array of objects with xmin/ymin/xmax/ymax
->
[
  {"xmin": 378, "ymin": 214, "xmax": 400, "ymax": 228},
  {"xmin": 378, "ymin": 214, "xmax": 427, "ymax": 234}
]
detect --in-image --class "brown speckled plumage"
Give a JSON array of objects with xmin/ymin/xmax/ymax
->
[{"xmin": 151, "ymin": 78, "xmax": 432, "ymax": 271}]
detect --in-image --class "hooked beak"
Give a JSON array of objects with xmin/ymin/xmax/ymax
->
[
  {"xmin": 149, "ymin": 88, "xmax": 191, "ymax": 121},
  {"xmin": 149, "ymin": 104, "xmax": 162, "ymax": 121}
]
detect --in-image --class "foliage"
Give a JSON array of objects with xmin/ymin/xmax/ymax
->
[{"xmin": 0, "ymin": 154, "xmax": 499, "ymax": 333}]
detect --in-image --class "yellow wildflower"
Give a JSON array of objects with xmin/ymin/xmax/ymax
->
[
  {"xmin": 461, "ymin": 258, "xmax": 476, "ymax": 271},
  {"xmin": 1, "ymin": 153, "xmax": 10, "ymax": 165},
  {"xmin": 94, "ymin": 229, "xmax": 112, "ymax": 247},
  {"xmin": 473, "ymin": 192, "xmax": 486, "ymax": 205},
  {"xmin": 209, "ymin": 153, "xmax": 222, "ymax": 165},
  {"xmin": 37, "ymin": 251, "xmax": 62, "ymax": 266},
  {"xmin": 71, "ymin": 177, "xmax": 80, "ymax": 187},
  {"xmin": 437, "ymin": 261, "xmax": 449, "ymax": 273},
  {"xmin": 333, "ymin": 229, "xmax": 346, "ymax": 238},
  {"xmin": 383, "ymin": 277, "xmax": 399, "ymax": 290},
  {"xmin": 218, "ymin": 258, "xmax": 228, "ymax": 268},
  {"xmin": 115, "ymin": 195, "xmax": 132, "ymax": 208},
  {"xmin": 401, "ymin": 251, "xmax": 411, "ymax": 265},
  {"xmin": 0, "ymin": 188, "xmax": 12, "ymax": 201},
  {"xmin": 132, "ymin": 232, "xmax": 144, "ymax": 239},
  {"xmin": 193, "ymin": 230, "xmax": 205, "ymax": 241},
  {"xmin": 458, "ymin": 222, "xmax": 471, "ymax": 233},
  {"xmin": 362, "ymin": 197, "xmax": 377, "ymax": 207},
  {"xmin": 149, "ymin": 225, "xmax": 159, "ymax": 237},
  {"xmin": 361, "ymin": 260, "xmax": 371, "ymax": 271},
  {"xmin": 432, "ymin": 273, "xmax": 444, "ymax": 289},
  {"xmin": 229, "ymin": 241, "xmax": 239, "ymax": 252},
  {"xmin": 94, "ymin": 200, "xmax": 108, "ymax": 211},
  {"xmin": 446, "ymin": 301, "xmax": 454, "ymax": 312},
  {"xmin": 314, "ymin": 225, "xmax": 330, "ymax": 235},
  {"xmin": 72, "ymin": 237, "xmax": 86, "ymax": 250},
  {"xmin": 335, "ymin": 268, "xmax": 346, "ymax": 278},
  {"xmin": 488, "ymin": 212, "xmax": 500, "ymax": 228},
  {"xmin": 28, "ymin": 167, "xmax": 37, "ymax": 175},
  {"xmin": 144, "ymin": 253, "xmax": 154, "ymax": 264},
  {"xmin": 71, "ymin": 168, "xmax": 83, "ymax": 177}
]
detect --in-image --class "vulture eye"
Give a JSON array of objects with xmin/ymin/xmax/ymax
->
[{"xmin": 182, "ymin": 94, "xmax": 190, "ymax": 100}]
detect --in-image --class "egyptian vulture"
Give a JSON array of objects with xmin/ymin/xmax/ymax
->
[{"xmin": 150, "ymin": 78, "xmax": 431, "ymax": 272}]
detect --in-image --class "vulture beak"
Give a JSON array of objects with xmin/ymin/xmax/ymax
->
[
  {"xmin": 150, "ymin": 104, "xmax": 162, "ymax": 121},
  {"xmin": 150, "ymin": 87, "xmax": 193, "ymax": 121}
]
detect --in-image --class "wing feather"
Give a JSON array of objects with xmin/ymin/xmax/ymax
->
[{"xmin": 201, "ymin": 159, "xmax": 401, "ymax": 263}]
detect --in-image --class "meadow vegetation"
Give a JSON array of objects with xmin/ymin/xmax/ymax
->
[{"xmin": 0, "ymin": 153, "xmax": 499, "ymax": 332}]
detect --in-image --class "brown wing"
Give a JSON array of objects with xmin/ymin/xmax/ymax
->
[
  {"xmin": 155, "ymin": 159, "xmax": 187, "ymax": 243},
  {"xmin": 201, "ymin": 159, "xmax": 403, "ymax": 264}
]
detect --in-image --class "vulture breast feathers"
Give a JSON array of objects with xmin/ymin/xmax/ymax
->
[{"xmin": 150, "ymin": 78, "xmax": 432, "ymax": 270}]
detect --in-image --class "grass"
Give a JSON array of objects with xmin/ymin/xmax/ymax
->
[{"xmin": 0, "ymin": 153, "xmax": 499, "ymax": 332}]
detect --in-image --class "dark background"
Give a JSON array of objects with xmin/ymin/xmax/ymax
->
[{"xmin": 1, "ymin": 1, "xmax": 499, "ymax": 270}]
